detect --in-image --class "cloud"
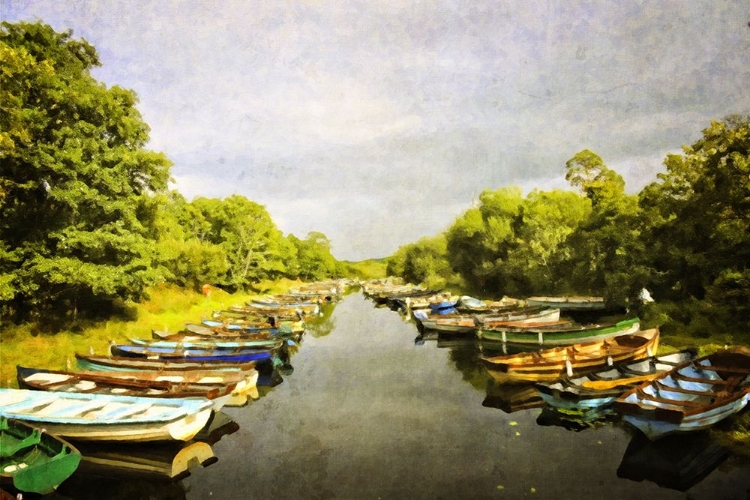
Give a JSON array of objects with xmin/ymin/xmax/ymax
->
[{"xmin": 4, "ymin": 0, "xmax": 749, "ymax": 260}]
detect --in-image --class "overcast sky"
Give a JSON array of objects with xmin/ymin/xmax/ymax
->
[{"xmin": 2, "ymin": 1, "xmax": 749, "ymax": 260}]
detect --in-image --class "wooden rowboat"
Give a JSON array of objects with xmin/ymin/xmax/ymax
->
[
  {"xmin": 477, "ymin": 318, "xmax": 641, "ymax": 347},
  {"xmin": 525, "ymin": 296, "xmax": 607, "ymax": 311},
  {"xmin": 480, "ymin": 328, "xmax": 660, "ymax": 383},
  {"xmin": 614, "ymin": 347, "xmax": 750, "ymax": 440},
  {"xmin": 0, "ymin": 389, "xmax": 213, "ymax": 443},
  {"xmin": 109, "ymin": 343, "xmax": 278, "ymax": 363},
  {"xmin": 75, "ymin": 354, "xmax": 258, "ymax": 373},
  {"xmin": 16, "ymin": 366, "xmax": 240, "ymax": 411},
  {"xmin": 1, "ymin": 417, "xmax": 81, "ymax": 494},
  {"xmin": 475, "ymin": 307, "xmax": 561, "ymax": 328},
  {"xmin": 535, "ymin": 349, "xmax": 697, "ymax": 412}
]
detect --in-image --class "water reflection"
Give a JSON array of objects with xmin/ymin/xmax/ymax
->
[
  {"xmin": 48, "ymin": 291, "xmax": 743, "ymax": 499},
  {"xmin": 482, "ymin": 381, "xmax": 544, "ymax": 413},
  {"xmin": 617, "ymin": 432, "xmax": 730, "ymax": 491},
  {"xmin": 536, "ymin": 406, "xmax": 617, "ymax": 432}
]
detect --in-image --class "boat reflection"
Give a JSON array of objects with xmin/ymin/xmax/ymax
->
[
  {"xmin": 193, "ymin": 411, "xmax": 240, "ymax": 445},
  {"xmin": 482, "ymin": 381, "xmax": 544, "ymax": 413},
  {"xmin": 535, "ymin": 406, "xmax": 616, "ymax": 431},
  {"xmin": 616, "ymin": 431, "xmax": 730, "ymax": 491}
]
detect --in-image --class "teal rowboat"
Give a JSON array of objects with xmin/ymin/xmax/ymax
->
[
  {"xmin": 477, "ymin": 318, "xmax": 640, "ymax": 347},
  {"xmin": 1, "ymin": 417, "xmax": 81, "ymax": 494},
  {"xmin": 0, "ymin": 389, "xmax": 213, "ymax": 443}
]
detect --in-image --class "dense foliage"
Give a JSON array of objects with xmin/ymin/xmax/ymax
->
[
  {"xmin": 387, "ymin": 117, "xmax": 750, "ymax": 337},
  {"xmin": 0, "ymin": 22, "xmax": 343, "ymax": 323},
  {"xmin": 0, "ymin": 21, "xmax": 172, "ymax": 319}
]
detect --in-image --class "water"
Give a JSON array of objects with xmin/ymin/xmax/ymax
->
[{"xmin": 53, "ymin": 292, "xmax": 750, "ymax": 499}]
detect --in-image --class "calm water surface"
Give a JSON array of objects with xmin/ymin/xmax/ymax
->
[{"xmin": 55, "ymin": 292, "xmax": 750, "ymax": 499}]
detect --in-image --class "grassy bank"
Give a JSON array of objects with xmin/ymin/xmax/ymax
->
[{"xmin": 0, "ymin": 279, "xmax": 301, "ymax": 388}]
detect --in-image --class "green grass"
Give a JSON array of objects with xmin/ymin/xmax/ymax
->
[
  {"xmin": 0, "ymin": 282, "xmax": 295, "ymax": 388},
  {"xmin": 338, "ymin": 259, "xmax": 387, "ymax": 280}
]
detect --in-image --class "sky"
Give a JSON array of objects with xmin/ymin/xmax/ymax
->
[{"xmin": 2, "ymin": 1, "xmax": 749, "ymax": 260}]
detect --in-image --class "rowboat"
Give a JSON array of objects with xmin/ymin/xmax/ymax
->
[
  {"xmin": 0, "ymin": 389, "xmax": 213, "ymax": 443},
  {"xmin": 59, "ymin": 365, "xmax": 258, "ymax": 405},
  {"xmin": 477, "ymin": 318, "xmax": 641, "ymax": 347},
  {"xmin": 412, "ymin": 313, "xmax": 479, "ymax": 336},
  {"xmin": 480, "ymin": 328, "xmax": 660, "ymax": 383},
  {"xmin": 109, "ymin": 344, "xmax": 277, "ymax": 363},
  {"xmin": 75, "ymin": 354, "xmax": 258, "ymax": 373},
  {"xmin": 127, "ymin": 336, "xmax": 284, "ymax": 351},
  {"xmin": 525, "ymin": 296, "xmax": 607, "ymax": 311},
  {"xmin": 535, "ymin": 349, "xmax": 697, "ymax": 412},
  {"xmin": 614, "ymin": 347, "xmax": 750, "ymax": 440},
  {"xmin": 455, "ymin": 295, "xmax": 521, "ymax": 313},
  {"xmin": 1, "ymin": 417, "xmax": 81, "ymax": 494},
  {"xmin": 475, "ymin": 307, "xmax": 561, "ymax": 328},
  {"xmin": 16, "ymin": 366, "xmax": 242, "ymax": 411}
]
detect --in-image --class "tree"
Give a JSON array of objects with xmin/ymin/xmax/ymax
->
[
  {"xmin": 188, "ymin": 196, "xmax": 296, "ymax": 290},
  {"xmin": 0, "ymin": 21, "xmax": 172, "ymax": 320},
  {"xmin": 639, "ymin": 116, "xmax": 750, "ymax": 333},
  {"xmin": 560, "ymin": 150, "xmax": 644, "ymax": 304},
  {"xmin": 290, "ymin": 231, "xmax": 337, "ymax": 281}
]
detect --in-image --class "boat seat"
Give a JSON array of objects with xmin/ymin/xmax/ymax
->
[
  {"xmin": 40, "ymin": 399, "xmax": 108, "ymax": 418},
  {"xmin": 0, "ymin": 396, "xmax": 57, "ymax": 413},
  {"xmin": 97, "ymin": 402, "xmax": 154, "ymax": 420},
  {"xmin": 636, "ymin": 389, "xmax": 705, "ymax": 408},
  {"xmin": 672, "ymin": 372, "xmax": 733, "ymax": 385},
  {"xmin": 655, "ymin": 380, "xmax": 719, "ymax": 396},
  {"xmin": 692, "ymin": 363, "xmax": 750, "ymax": 375}
]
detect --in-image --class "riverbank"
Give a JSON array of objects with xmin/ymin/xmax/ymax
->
[{"xmin": 0, "ymin": 279, "xmax": 301, "ymax": 388}]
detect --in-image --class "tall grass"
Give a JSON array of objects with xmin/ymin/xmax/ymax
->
[{"xmin": 0, "ymin": 282, "xmax": 296, "ymax": 388}]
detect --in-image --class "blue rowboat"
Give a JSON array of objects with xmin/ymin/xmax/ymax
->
[
  {"xmin": 615, "ymin": 347, "xmax": 750, "ymax": 440},
  {"xmin": 109, "ymin": 344, "xmax": 275, "ymax": 363},
  {"xmin": 0, "ymin": 389, "xmax": 213, "ymax": 443}
]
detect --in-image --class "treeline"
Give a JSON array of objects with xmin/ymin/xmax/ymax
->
[
  {"xmin": 387, "ymin": 116, "xmax": 750, "ymax": 337},
  {"xmin": 0, "ymin": 21, "xmax": 343, "ymax": 323}
]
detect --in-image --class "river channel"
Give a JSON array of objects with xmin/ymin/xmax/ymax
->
[{"xmin": 54, "ymin": 291, "xmax": 750, "ymax": 499}]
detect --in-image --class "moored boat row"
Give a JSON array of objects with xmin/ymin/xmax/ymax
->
[
  {"xmin": 0, "ymin": 279, "xmax": 352, "ymax": 495},
  {"xmin": 361, "ymin": 278, "xmax": 750, "ymax": 442}
]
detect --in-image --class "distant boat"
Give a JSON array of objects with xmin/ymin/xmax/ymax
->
[
  {"xmin": 614, "ymin": 347, "xmax": 750, "ymax": 440},
  {"xmin": 0, "ymin": 389, "xmax": 213, "ymax": 443},
  {"xmin": 525, "ymin": 296, "xmax": 607, "ymax": 311},
  {"xmin": 480, "ymin": 328, "xmax": 660, "ymax": 383},
  {"xmin": 477, "ymin": 318, "xmax": 641, "ymax": 347},
  {"xmin": 0, "ymin": 417, "xmax": 81, "ymax": 494},
  {"xmin": 535, "ymin": 349, "xmax": 697, "ymax": 412},
  {"xmin": 475, "ymin": 307, "xmax": 561, "ymax": 328}
]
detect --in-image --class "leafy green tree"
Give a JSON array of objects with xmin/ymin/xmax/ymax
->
[
  {"xmin": 0, "ymin": 21, "xmax": 171, "ymax": 320},
  {"xmin": 187, "ymin": 196, "xmax": 296, "ymax": 290},
  {"xmin": 507, "ymin": 189, "xmax": 591, "ymax": 294},
  {"xmin": 289, "ymin": 231, "xmax": 337, "ymax": 281},
  {"xmin": 446, "ymin": 187, "xmax": 524, "ymax": 295},
  {"xmin": 151, "ymin": 191, "xmax": 229, "ymax": 291},
  {"xmin": 639, "ymin": 116, "xmax": 750, "ymax": 333},
  {"xmin": 559, "ymin": 150, "xmax": 644, "ymax": 304}
]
